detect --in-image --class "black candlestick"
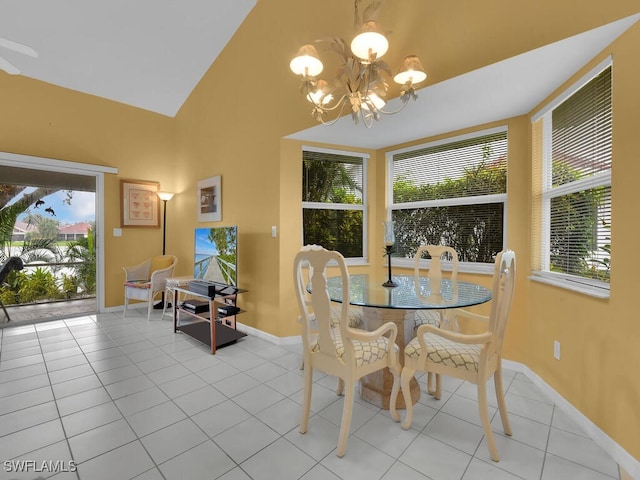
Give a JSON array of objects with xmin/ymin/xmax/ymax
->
[{"xmin": 382, "ymin": 245, "xmax": 398, "ymax": 288}]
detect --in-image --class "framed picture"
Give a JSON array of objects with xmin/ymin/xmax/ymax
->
[
  {"xmin": 120, "ymin": 179, "xmax": 160, "ymax": 228},
  {"xmin": 197, "ymin": 175, "xmax": 222, "ymax": 222}
]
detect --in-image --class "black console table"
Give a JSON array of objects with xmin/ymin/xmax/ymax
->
[{"xmin": 173, "ymin": 282, "xmax": 246, "ymax": 354}]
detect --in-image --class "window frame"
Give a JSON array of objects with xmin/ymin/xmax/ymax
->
[
  {"xmin": 386, "ymin": 126, "xmax": 509, "ymax": 275},
  {"xmin": 301, "ymin": 145, "xmax": 369, "ymax": 264},
  {"xmin": 530, "ymin": 57, "xmax": 612, "ymax": 298}
]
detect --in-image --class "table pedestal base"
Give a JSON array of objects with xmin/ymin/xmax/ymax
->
[{"xmin": 359, "ymin": 306, "xmax": 420, "ymax": 409}]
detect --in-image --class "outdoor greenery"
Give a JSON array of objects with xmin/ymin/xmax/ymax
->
[
  {"xmin": 0, "ymin": 184, "xmax": 96, "ymax": 307},
  {"xmin": 392, "ymin": 159, "xmax": 506, "ymax": 263},
  {"xmin": 302, "ymin": 156, "xmax": 364, "ymax": 257}
]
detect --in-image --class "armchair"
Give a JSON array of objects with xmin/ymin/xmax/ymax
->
[{"xmin": 123, "ymin": 255, "xmax": 177, "ymax": 320}]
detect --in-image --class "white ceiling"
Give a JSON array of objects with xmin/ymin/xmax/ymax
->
[
  {"xmin": 0, "ymin": 3, "xmax": 637, "ymax": 149},
  {"xmin": 0, "ymin": 0, "xmax": 256, "ymax": 117},
  {"xmin": 286, "ymin": 13, "xmax": 640, "ymax": 149}
]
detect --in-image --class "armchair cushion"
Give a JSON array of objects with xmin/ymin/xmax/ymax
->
[
  {"xmin": 310, "ymin": 327, "xmax": 398, "ymax": 367},
  {"xmin": 405, "ymin": 333, "xmax": 481, "ymax": 371},
  {"xmin": 150, "ymin": 256, "xmax": 174, "ymax": 274}
]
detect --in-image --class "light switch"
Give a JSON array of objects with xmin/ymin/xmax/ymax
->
[
  {"xmin": 113, "ymin": 228, "xmax": 122, "ymax": 237},
  {"xmin": 271, "ymin": 226, "xmax": 277, "ymax": 238}
]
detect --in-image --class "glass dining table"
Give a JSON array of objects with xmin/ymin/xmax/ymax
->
[{"xmin": 325, "ymin": 274, "xmax": 492, "ymax": 409}]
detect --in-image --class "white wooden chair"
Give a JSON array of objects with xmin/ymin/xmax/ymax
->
[
  {"xmin": 123, "ymin": 255, "xmax": 177, "ymax": 320},
  {"xmin": 294, "ymin": 245, "xmax": 401, "ymax": 457},
  {"xmin": 392, "ymin": 250, "xmax": 516, "ymax": 462},
  {"xmin": 413, "ymin": 245, "xmax": 459, "ymax": 393}
]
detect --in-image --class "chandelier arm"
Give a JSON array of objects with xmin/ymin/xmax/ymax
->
[{"xmin": 316, "ymin": 97, "xmax": 354, "ymax": 126}]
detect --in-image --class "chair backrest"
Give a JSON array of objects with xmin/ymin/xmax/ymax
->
[
  {"xmin": 414, "ymin": 245, "xmax": 459, "ymax": 296},
  {"xmin": 294, "ymin": 245, "xmax": 350, "ymax": 360},
  {"xmin": 486, "ymin": 250, "xmax": 516, "ymax": 358}
]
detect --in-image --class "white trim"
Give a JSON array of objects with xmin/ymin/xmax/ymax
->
[
  {"xmin": 235, "ymin": 321, "xmax": 301, "ymax": 346},
  {"xmin": 543, "ymin": 171, "xmax": 612, "ymax": 199},
  {"xmin": 393, "ymin": 193, "xmax": 507, "ymax": 210},
  {"xmin": 0, "ymin": 151, "xmax": 118, "ymax": 313},
  {"xmin": 0, "ymin": 151, "xmax": 117, "ymax": 175},
  {"xmin": 504, "ymin": 360, "xmax": 639, "ymax": 479},
  {"xmin": 531, "ymin": 56, "xmax": 613, "ymax": 123},
  {"xmin": 302, "ymin": 202, "xmax": 365, "ymax": 211},
  {"xmin": 529, "ymin": 272, "xmax": 610, "ymax": 299},
  {"xmin": 394, "ymin": 257, "xmax": 495, "ymax": 275}
]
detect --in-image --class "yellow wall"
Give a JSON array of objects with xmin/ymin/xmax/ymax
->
[
  {"xmin": 1, "ymin": 0, "xmax": 639, "ymax": 463},
  {"xmin": 0, "ymin": 75, "xmax": 176, "ymax": 308}
]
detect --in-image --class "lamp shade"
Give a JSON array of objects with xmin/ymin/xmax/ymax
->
[
  {"xmin": 393, "ymin": 55, "xmax": 427, "ymax": 85},
  {"xmin": 157, "ymin": 191, "xmax": 174, "ymax": 201},
  {"xmin": 306, "ymin": 79, "xmax": 333, "ymax": 105},
  {"xmin": 290, "ymin": 44, "xmax": 324, "ymax": 77},
  {"xmin": 350, "ymin": 21, "xmax": 389, "ymax": 62}
]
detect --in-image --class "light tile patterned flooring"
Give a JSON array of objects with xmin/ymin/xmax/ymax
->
[{"xmin": 0, "ymin": 309, "xmax": 623, "ymax": 480}]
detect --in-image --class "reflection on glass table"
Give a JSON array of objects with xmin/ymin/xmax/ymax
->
[{"xmin": 323, "ymin": 274, "xmax": 492, "ymax": 409}]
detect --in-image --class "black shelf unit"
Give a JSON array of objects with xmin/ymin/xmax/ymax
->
[{"xmin": 173, "ymin": 282, "xmax": 246, "ymax": 354}]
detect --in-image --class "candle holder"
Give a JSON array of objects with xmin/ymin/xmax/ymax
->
[
  {"xmin": 382, "ymin": 244, "xmax": 397, "ymax": 288},
  {"xmin": 382, "ymin": 220, "xmax": 398, "ymax": 288}
]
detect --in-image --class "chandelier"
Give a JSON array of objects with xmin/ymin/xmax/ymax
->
[{"xmin": 289, "ymin": 0, "xmax": 427, "ymax": 128}]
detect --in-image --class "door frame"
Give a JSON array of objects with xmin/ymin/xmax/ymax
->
[{"xmin": 0, "ymin": 151, "xmax": 118, "ymax": 313}]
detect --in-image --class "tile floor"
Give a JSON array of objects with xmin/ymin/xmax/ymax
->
[{"xmin": 0, "ymin": 309, "xmax": 623, "ymax": 480}]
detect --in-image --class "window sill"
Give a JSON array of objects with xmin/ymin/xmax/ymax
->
[{"xmin": 529, "ymin": 274, "xmax": 610, "ymax": 299}]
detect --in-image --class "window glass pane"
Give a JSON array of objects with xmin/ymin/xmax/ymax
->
[
  {"xmin": 303, "ymin": 209, "xmax": 363, "ymax": 258},
  {"xmin": 303, "ymin": 151, "xmax": 363, "ymax": 203},
  {"xmin": 549, "ymin": 186, "xmax": 610, "ymax": 281},
  {"xmin": 392, "ymin": 131, "xmax": 507, "ymax": 203},
  {"xmin": 552, "ymin": 67, "xmax": 611, "ymax": 187},
  {"xmin": 392, "ymin": 203, "xmax": 503, "ymax": 263}
]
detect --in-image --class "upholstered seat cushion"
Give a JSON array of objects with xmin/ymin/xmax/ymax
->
[
  {"xmin": 311, "ymin": 327, "xmax": 398, "ymax": 367},
  {"xmin": 150, "ymin": 255, "xmax": 174, "ymax": 274},
  {"xmin": 123, "ymin": 280, "xmax": 151, "ymax": 289},
  {"xmin": 329, "ymin": 304, "xmax": 363, "ymax": 328},
  {"xmin": 405, "ymin": 333, "xmax": 481, "ymax": 371}
]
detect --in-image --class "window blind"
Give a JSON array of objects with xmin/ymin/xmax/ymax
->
[{"xmin": 534, "ymin": 65, "xmax": 612, "ymax": 287}]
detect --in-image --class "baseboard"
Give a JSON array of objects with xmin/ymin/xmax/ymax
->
[
  {"xmin": 503, "ymin": 360, "xmax": 640, "ymax": 479},
  {"xmin": 235, "ymin": 321, "xmax": 301, "ymax": 346}
]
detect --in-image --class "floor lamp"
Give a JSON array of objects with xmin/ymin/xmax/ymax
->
[{"xmin": 154, "ymin": 191, "xmax": 174, "ymax": 308}]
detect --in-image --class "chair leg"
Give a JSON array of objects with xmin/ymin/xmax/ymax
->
[
  {"xmin": 426, "ymin": 372, "xmax": 435, "ymax": 395},
  {"xmin": 494, "ymin": 362, "xmax": 512, "ymax": 436},
  {"xmin": 434, "ymin": 372, "xmax": 442, "ymax": 400},
  {"xmin": 478, "ymin": 380, "xmax": 499, "ymax": 462},
  {"xmin": 389, "ymin": 363, "xmax": 402, "ymax": 423},
  {"xmin": 400, "ymin": 367, "xmax": 415, "ymax": 430},
  {"xmin": 336, "ymin": 380, "xmax": 355, "ymax": 457},
  {"xmin": 336, "ymin": 378, "xmax": 344, "ymax": 396},
  {"xmin": 146, "ymin": 297, "xmax": 153, "ymax": 321},
  {"xmin": 299, "ymin": 359, "xmax": 313, "ymax": 435},
  {"xmin": 123, "ymin": 293, "xmax": 128, "ymax": 318}
]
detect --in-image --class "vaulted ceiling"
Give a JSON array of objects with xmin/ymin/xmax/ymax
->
[{"xmin": 1, "ymin": 1, "xmax": 638, "ymax": 149}]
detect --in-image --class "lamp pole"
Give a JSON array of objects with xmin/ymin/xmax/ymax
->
[{"xmin": 155, "ymin": 191, "xmax": 174, "ymax": 308}]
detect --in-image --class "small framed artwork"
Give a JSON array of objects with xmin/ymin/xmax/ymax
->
[
  {"xmin": 120, "ymin": 179, "xmax": 160, "ymax": 228},
  {"xmin": 197, "ymin": 175, "xmax": 222, "ymax": 222}
]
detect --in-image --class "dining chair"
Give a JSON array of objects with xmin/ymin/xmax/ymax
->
[
  {"xmin": 392, "ymin": 250, "xmax": 516, "ymax": 462},
  {"xmin": 413, "ymin": 245, "xmax": 459, "ymax": 393},
  {"xmin": 294, "ymin": 245, "xmax": 401, "ymax": 457},
  {"xmin": 123, "ymin": 255, "xmax": 177, "ymax": 320}
]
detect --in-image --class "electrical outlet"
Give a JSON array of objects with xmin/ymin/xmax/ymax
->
[{"xmin": 554, "ymin": 340, "xmax": 561, "ymax": 360}]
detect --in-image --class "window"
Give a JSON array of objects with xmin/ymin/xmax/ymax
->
[
  {"xmin": 302, "ymin": 148, "xmax": 367, "ymax": 260},
  {"xmin": 532, "ymin": 60, "xmax": 611, "ymax": 295},
  {"xmin": 388, "ymin": 127, "xmax": 508, "ymax": 270}
]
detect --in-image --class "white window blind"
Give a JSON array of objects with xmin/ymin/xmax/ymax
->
[
  {"xmin": 533, "ymin": 64, "xmax": 611, "ymax": 290},
  {"xmin": 389, "ymin": 128, "xmax": 507, "ymax": 264},
  {"xmin": 302, "ymin": 148, "xmax": 367, "ymax": 259}
]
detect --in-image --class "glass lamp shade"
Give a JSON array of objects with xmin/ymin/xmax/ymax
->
[
  {"xmin": 393, "ymin": 55, "xmax": 427, "ymax": 85},
  {"xmin": 306, "ymin": 79, "xmax": 334, "ymax": 105},
  {"xmin": 290, "ymin": 44, "xmax": 324, "ymax": 77},
  {"xmin": 350, "ymin": 21, "xmax": 389, "ymax": 62},
  {"xmin": 362, "ymin": 91, "xmax": 386, "ymax": 111},
  {"xmin": 157, "ymin": 191, "xmax": 174, "ymax": 201},
  {"xmin": 383, "ymin": 220, "xmax": 395, "ymax": 246}
]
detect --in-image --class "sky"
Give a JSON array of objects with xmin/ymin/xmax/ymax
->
[{"xmin": 16, "ymin": 189, "xmax": 95, "ymax": 225}]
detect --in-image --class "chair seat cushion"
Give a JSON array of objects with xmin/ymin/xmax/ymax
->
[
  {"xmin": 405, "ymin": 333, "xmax": 481, "ymax": 371},
  {"xmin": 124, "ymin": 280, "xmax": 151, "ymax": 289},
  {"xmin": 311, "ymin": 327, "xmax": 397, "ymax": 367},
  {"xmin": 329, "ymin": 305, "xmax": 363, "ymax": 328}
]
